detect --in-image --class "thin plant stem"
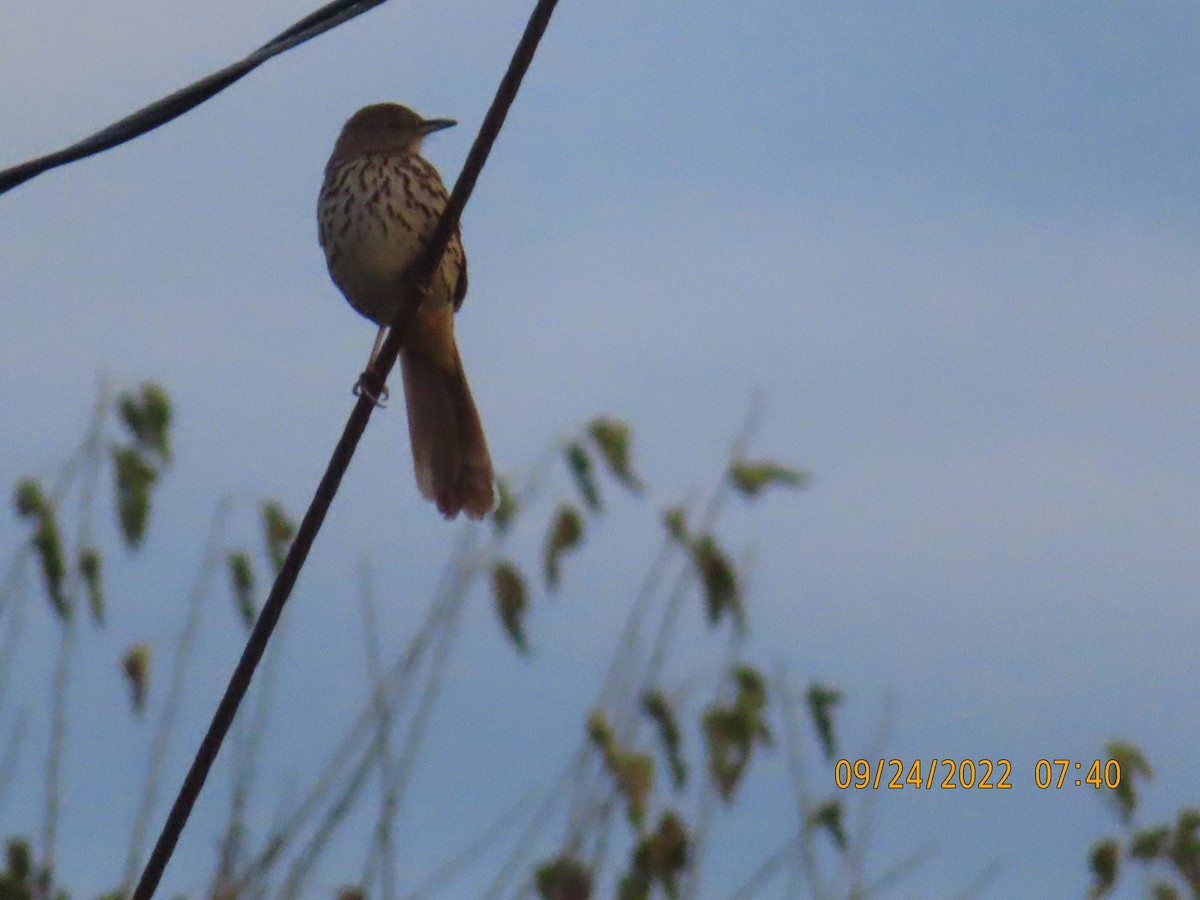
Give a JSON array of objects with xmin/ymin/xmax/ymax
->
[
  {"xmin": 42, "ymin": 615, "xmax": 75, "ymax": 882},
  {"xmin": 479, "ymin": 745, "xmax": 591, "ymax": 900},
  {"xmin": 0, "ymin": 380, "xmax": 111, "ymax": 618},
  {"xmin": 277, "ymin": 531, "xmax": 476, "ymax": 897},
  {"xmin": 43, "ymin": 381, "xmax": 109, "ymax": 888},
  {"xmin": 0, "ymin": 574, "xmax": 28, "ymax": 744},
  {"xmin": 377, "ymin": 547, "xmax": 475, "ymax": 861},
  {"xmin": 401, "ymin": 788, "xmax": 538, "ymax": 900},
  {"xmin": 358, "ymin": 562, "xmax": 398, "ymax": 900},
  {"xmin": 231, "ymin": 583, "xmax": 448, "ymax": 890},
  {"xmin": 562, "ymin": 401, "xmax": 765, "ymax": 873},
  {"xmin": 776, "ymin": 668, "xmax": 826, "ymax": 900},
  {"xmin": 724, "ymin": 829, "xmax": 804, "ymax": 900},
  {"xmin": 213, "ymin": 707, "xmax": 250, "ymax": 891},
  {"xmin": 122, "ymin": 499, "xmax": 233, "ymax": 891},
  {"xmin": 234, "ymin": 526, "xmax": 473, "ymax": 891},
  {"xmin": 845, "ymin": 695, "xmax": 893, "ymax": 896},
  {"xmin": 862, "ymin": 844, "xmax": 936, "ymax": 898},
  {"xmin": 215, "ymin": 530, "xmax": 296, "ymax": 889},
  {"xmin": 0, "ymin": 706, "xmax": 28, "ymax": 815},
  {"xmin": 679, "ymin": 627, "xmax": 745, "ymax": 900},
  {"xmin": 640, "ymin": 397, "xmax": 761, "ymax": 694}
]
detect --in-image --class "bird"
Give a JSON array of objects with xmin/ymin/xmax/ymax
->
[{"xmin": 317, "ymin": 103, "xmax": 494, "ymax": 520}]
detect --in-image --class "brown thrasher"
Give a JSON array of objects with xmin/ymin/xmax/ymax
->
[{"xmin": 318, "ymin": 103, "xmax": 494, "ymax": 519}]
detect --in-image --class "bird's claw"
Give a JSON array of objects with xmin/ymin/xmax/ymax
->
[{"xmin": 353, "ymin": 376, "xmax": 389, "ymax": 408}]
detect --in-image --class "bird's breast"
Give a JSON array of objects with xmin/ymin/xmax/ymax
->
[{"xmin": 318, "ymin": 155, "xmax": 461, "ymax": 326}]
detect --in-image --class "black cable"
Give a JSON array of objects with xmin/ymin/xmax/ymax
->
[{"xmin": 0, "ymin": 0, "xmax": 388, "ymax": 197}]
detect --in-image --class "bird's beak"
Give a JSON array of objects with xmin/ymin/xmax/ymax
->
[{"xmin": 420, "ymin": 118, "xmax": 457, "ymax": 136}]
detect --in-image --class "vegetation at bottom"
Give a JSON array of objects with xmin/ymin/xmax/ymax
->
[{"xmin": 0, "ymin": 381, "xmax": 1176, "ymax": 899}]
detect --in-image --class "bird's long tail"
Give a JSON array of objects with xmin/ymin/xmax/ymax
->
[{"xmin": 399, "ymin": 342, "xmax": 494, "ymax": 520}]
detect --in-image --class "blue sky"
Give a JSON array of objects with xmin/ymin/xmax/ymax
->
[{"xmin": 1, "ymin": 0, "xmax": 1199, "ymax": 896}]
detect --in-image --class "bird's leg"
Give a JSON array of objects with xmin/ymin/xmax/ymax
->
[
  {"xmin": 353, "ymin": 325, "xmax": 391, "ymax": 406},
  {"xmin": 367, "ymin": 325, "xmax": 388, "ymax": 369},
  {"xmin": 353, "ymin": 286, "xmax": 430, "ymax": 405}
]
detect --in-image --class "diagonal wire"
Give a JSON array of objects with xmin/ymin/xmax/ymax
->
[
  {"xmin": 130, "ymin": 0, "xmax": 563, "ymax": 895},
  {"xmin": 0, "ymin": 0, "xmax": 390, "ymax": 197}
]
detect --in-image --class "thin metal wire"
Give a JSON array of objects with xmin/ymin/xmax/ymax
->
[{"xmin": 0, "ymin": 0, "xmax": 390, "ymax": 197}]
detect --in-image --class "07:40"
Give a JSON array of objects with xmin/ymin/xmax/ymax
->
[{"xmin": 1034, "ymin": 758, "xmax": 1121, "ymax": 789}]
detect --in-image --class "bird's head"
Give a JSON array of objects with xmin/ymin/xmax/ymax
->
[{"xmin": 327, "ymin": 103, "xmax": 456, "ymax": 168}]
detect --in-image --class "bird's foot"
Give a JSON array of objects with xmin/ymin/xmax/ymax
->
[{"xmin": 353, "ymin": 375, "xmax": 390, "ymax": 407}]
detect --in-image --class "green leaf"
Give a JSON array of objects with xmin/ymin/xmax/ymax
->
[
  {"xmin": 616, "ymin": 872, "xmax": 649, "ymax": 900},
  {"xmin": 1088, "ymin": 839, "xmax": 1119, "ymax": 897},
  {"xmin": 588, "ymin": 418, "xmax": 643, "ymax": 492},
  {"xmin": 565, "ymin": 442, "xmax": 601, "ymax": 512},
  {"xmin": 627, "ymin": 810, "xmax": 689, "ymax": 899},
  {"xmin": 543, "ymin": 505, "xmax": 584, "ymax": 591},
  {"xmin": 112, "ymin": 447, "xmax": 158, "ymax": 548},
  {"xmin": 13, "ymin": 478, "xmax": 46, "ymax": 519},
  {"xmin": 806, "ymin": 683, "xmax": 841, "ymax": 760},
  {"xmin": 1105, "ymin": 740, "xmax": 1152, "ymax": 824},
  {"xmin": 662, "ymin": 506, "xmax": 689, "ymax": 544},
  {"xmin": 1130, "ymin": 826, "xmax": 1169, "ymax": 860},
  {"xmin": 491, "ymin": 560, "xmax": 529, "ymax": 653},
  {"xmin": 733, "ymin": 666, "xmax": 769, "ymax": 727},
  {"xmin": 79, "ymin": 546, "xmax": 104, "ymax": 626},
  {"xmin": 14, "ymin": 478, "xmax": 69, "ymax": 620},
  {"xmin": 729, "ymin": 459, "xmax": 808, "ymax": 498},
  {"xmin": 703, "ymin": 666, "xmax": 772, "ymax": 802},
  {"xmin": 807, "ymin": 800, "xmax": 847, "ymax": 851},
  {"xmin": 588, "ymin": 710, "xmax": 654, "ymax": 830},
  {"xmin": 642, "ymin": 691, "xmax": 686, "ymax": 790},
  {"xmin": 1178, "ymin": 807, "xmax": 1200, "ymax": 833},
  {"xmin": 121, "ymin": 644, "xmax": 151, "ymax": 715},
  {"xmin": 261, "ymin": 500, "xmax": 295, "ymax": 574},
  {"xmin": 228, "ymin": 552, "xmax": 255, "ymax": 629},
  {"xmin": 117, "ymin": 382, "xmax": 173, "ymax": 462},
  {"xmin": 587, "ymin": 709, "xmax": 615, "ymax": 756},
  {"xmin": 535, "ymin": 856, "xmax": 591, "ymax": 900},
  {"xmin": 5, "ymin": 838, "xmax": 31, "ymax": 881},
  {"xmin": 1174, "ymin": 807, "xmax": 1200, "ymax": 866},
  {"xmin": 691, "ymin": 535, "xmax": 742, "ymax": 630},
  {"xmin": 33, "ymin": 507, "xmax": 69, "ymax": 621},
  {"xmin": 615, "ymin": 752, "xmax": 654, "ymax": 830},
  {"xmin": 491, "ymin": 476, "xmax": 518, "ymax": 534}
]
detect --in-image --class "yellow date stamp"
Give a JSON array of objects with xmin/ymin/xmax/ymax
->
[
  {"xmin": 836, "ymin": 758, "xmax": 1012, "ymax": 790},
  {"xmin": 835, "ymin": 758, "xmax": 1122, "ymax": 790}
]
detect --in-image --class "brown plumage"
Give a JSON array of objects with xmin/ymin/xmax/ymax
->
[{"xmin": 318, "ymin": 103, "xmax": 493, "ymax": 519}]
